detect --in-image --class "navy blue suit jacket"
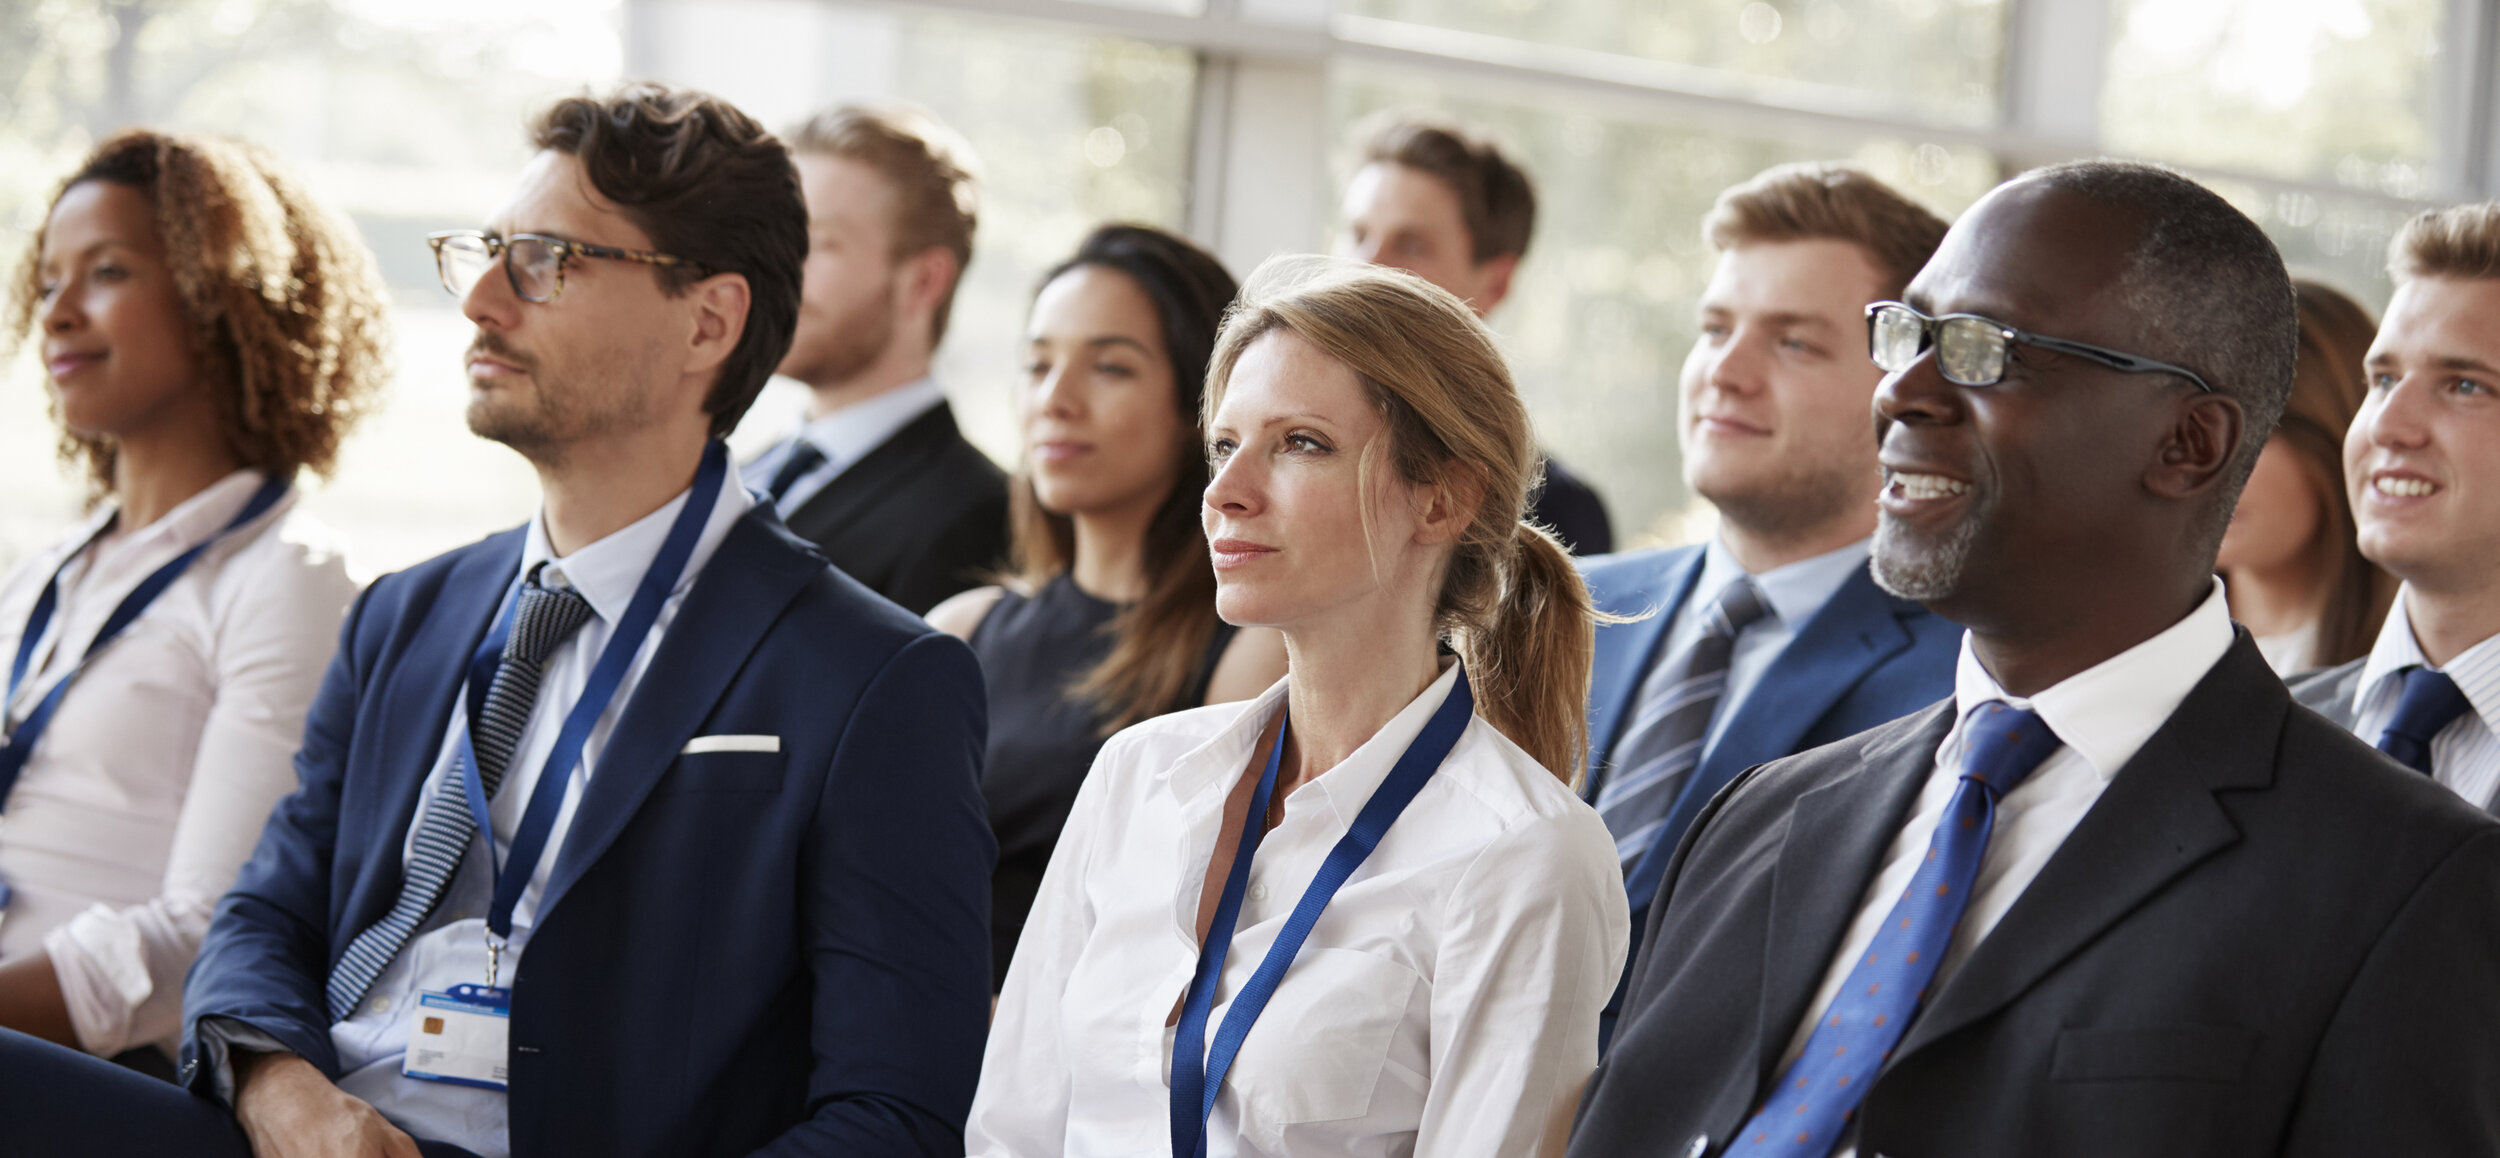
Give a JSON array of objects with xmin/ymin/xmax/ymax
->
[
  {"xmin": 179, "ymin": 506, "xmax": 997, "ymax": 1157},
  {"xmin": 1581, "ymin": 544, "xmax": 1958, "ymax": 934}
]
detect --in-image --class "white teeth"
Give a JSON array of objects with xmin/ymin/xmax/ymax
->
[
  {"xmin": 2374, "ymin": 476, "xmax": 2439, "ymax": 498},
  {"xmin": 1892, "ymin": 473, "xmax": 1971, "ymax": 500}
]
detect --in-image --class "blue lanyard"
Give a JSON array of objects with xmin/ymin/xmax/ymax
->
[
  {"xmin": 1169, "ymin": 666, "xmax": 1475, "ymax": 1158},
  {"xmin": 457, "ymin": 440, "xmax": 726, "ymax": 954},
  {"xmin": 0, "ymin": 476, "xmax": 291, "ymax": 808}
]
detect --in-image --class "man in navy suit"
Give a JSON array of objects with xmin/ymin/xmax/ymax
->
[
  {"xmin": 0, "ymin": 85, "xmax": 994, "ymax": 1158},
  {"xmin": 1582, "ymin": 165, "xmax": 1960, "ymax": 985}
]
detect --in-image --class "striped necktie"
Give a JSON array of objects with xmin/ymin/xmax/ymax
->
[
  {"xmin": 326, "ymin": 570, "xmax": 595, "ymax": 1022},
  {"xmin": 1734, "ymin": 701, "xmax": 2061, "ymax": 1155},
  {"xmin": 1595, "ymin": 577, "xmax": 1769, "ymax": 872}
]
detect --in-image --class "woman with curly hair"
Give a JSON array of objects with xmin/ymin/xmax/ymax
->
[{"xmin": 0, "ymin": 129, "xmax": 387, "ymax": 1074}]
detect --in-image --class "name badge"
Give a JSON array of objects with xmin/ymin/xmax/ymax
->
[{"xmin": 403, "ymin": 983, "xmax": 510, "ymax": 1090}]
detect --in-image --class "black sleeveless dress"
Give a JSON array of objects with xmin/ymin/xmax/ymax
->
[{"xmin": 969, "ymin": 573, "xmax": 1238, "ymax": 988}]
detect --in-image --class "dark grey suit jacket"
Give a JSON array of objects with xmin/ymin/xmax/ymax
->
[
  {"xmin": 778, "ymin": 402, "xmax": 1008, "ymax": 616},
  {"xmin": 1570, "ymin": 635, "xmax": 2500, "ymax": 1158}
]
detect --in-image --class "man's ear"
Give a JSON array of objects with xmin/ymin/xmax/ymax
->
[
  {"xmin": 684, "ymin": 271, "xmax": 753, "ymax": 379},
  {"xmin": 899, "ymin": 246, "xmax": 960, "ymax": 332},
  {"xmin": 1472, "ymin": 253, "xmax": 1520, "ymax": 315},
  {"xmin": 2148, "ymin": 390, "xmax": 2245, "ymax": 503}
]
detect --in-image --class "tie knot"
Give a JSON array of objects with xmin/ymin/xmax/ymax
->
[
  {"xmin": 506, "ymin": 568, "xmax": 596, "ymax": 668},
  {"xmin": 2388, "ymin": 666, "xmax": 2471, "ymax": 743},
  {"xmin": 766, "ymin": 439, "xmax": 830, "ymax": 502},
  {"xmin": 1959, "ymin": 701, "xmax": 2061, "ymax": 798},
  {"xmin": 1707, "ymin": 577, "xmax": 1770, "ymax": 638}
]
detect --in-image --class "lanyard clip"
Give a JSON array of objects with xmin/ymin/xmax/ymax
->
[{"xmin": 484, "ymin": 933, "xmax": 506, "ymax": 989}]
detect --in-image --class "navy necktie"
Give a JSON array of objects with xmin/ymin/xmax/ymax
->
[
  {"xmin": 2376, "ymin": 666, "xmax": 2470, "ymax": 775},
  {"xmin": 765, "ymin": 440, "xmax": 828, "ymax": 504},
  {"xmin": 1595, "ymin": 577, "xmax": 1770, "ymax": 871},
  {"xmin": 1733, "ymin": 700, "xmax": 2062, "ymax": 1155},
  {"xmin": 326, "ymin": 571, "xmax": 594, "ymax": 1022}
]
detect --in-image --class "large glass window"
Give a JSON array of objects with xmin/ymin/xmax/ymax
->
[
  {"xmin": 2101, "ymin": 0, "xmax": 2445, "ymax": 193},
  {"xmin": 1341, "ymin": 0, "xmax": 2013, "ymax": 127},
  {"xmin": 1333, "ymin": 64, "xmax": 1999, "ymax": 546}
]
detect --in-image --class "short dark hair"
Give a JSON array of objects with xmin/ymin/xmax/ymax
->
[
  {"xmin": 784, "ymin": 103, "xmax": 980, "ymax": 344},
  {"xmin": 1355, "ymin": 114, "xmax": 1536, "ymax": 263},
  {"xmin": 2021, "ymin": 160, "xmax": 2297, "ymax": 546},
  {"xmin": 1703, "ymin": 162, "xmax": 1949, "ymax": 299},
  {"xmin": 530, "ymin": 83, "xmax": 805, "ymax": 438}
]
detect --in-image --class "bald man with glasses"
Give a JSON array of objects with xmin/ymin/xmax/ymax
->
[{"xmin": 1568, "ymin": 161, "xmax": 2500, "ymax": 1158}]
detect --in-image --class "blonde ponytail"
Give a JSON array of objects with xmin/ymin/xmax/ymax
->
[{"xmin": 1206, "ymin": 257, "xmax": 1601, "ymax": 784}]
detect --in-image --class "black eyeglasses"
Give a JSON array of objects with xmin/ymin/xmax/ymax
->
[
  {"xmin": 426, "ymin": 230, "xmax": 710, "ymax": 304},
  {"xmin": 1866, "ymin": 301, "xmax": 2214, "ymax": 393}
]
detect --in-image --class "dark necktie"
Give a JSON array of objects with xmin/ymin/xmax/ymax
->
[
  {"xmin": 1735, "ymin": 701, "xmax": 2062, "ymax": 1156},
  {"xmin": 2376, "ymin": 666, "xmax": 2471, "ymax": 775},
  {"xmin": 1595, "ymin": 577, "xmax": 1770, "ymax": 872},
  {"xmin": 326, "ymin": 571, "xmax": 596, "ymax": 1022},
  {"xmin": 764, "ymin": 440, "xmax": 829, "ymax": 504}
]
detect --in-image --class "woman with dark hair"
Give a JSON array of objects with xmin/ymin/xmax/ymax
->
[
  {"xmin": 0, "ymin": 130, "xmax": 385, "ymax": 1071},
  {"xmin": 2218, "ymin": 278, "xmax": 2397, "ymax": 672},
  {"xmin": 929, "ymin": 224, "xmax": 1286, "ymax": 986}
]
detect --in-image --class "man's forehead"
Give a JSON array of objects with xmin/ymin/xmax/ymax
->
[
  {"xmin": 486, "ymin": 149, "xmax": 653, "ymax": 249},
  {"xmin": 2373, "ymin": 276, "xmax": 2500, "ymax": 363},
  {"xmin": 1907, "ymin": 181, "xmax": 2140, "ymax": 331}
]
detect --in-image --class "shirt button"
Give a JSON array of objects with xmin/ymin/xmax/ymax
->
[
  {"xmin": 367, "ymin": 995, "xmax": 391, "ymax": 1015},
  {"xmin": 1250, "ymin": 883, "xmax": 1269, "ymax": 902}
]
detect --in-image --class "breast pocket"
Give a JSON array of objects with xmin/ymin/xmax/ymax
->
[
  {"xmin": 2050, "ymin": 1024, "xmax": 2257, "ymax": 1083},
  {"xmin": 666, "ymin": 750, "xmax": 785, "ymax": 793},
  {"xmin": 1229, "ymin": 947, "xmax": 1421, "ymax": 1126}
]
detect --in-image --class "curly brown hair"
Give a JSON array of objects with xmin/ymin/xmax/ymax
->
[{"xmin": 6, "ymin": 129, "xmax": 390, "ymax": 496}]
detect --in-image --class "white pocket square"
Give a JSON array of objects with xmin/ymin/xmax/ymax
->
[{"xmin": 681, "ymin": 734, "xmax": 780, "ymax": 755}]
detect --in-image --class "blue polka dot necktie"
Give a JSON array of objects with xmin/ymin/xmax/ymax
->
[
  {"xmin": 1732, "ymin": 700, "xmax": 2063, "ymax": 1155},
  {"xmin": 2375, "ymin": 665, "xmax": 2470, "ymax": 776}
]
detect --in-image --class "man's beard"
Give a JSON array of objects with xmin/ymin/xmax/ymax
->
[
  {"xmin": 465, "ymin": 333, "xmax": 644, "ymax": 460},
  {"xmin": 786, "ymin": 282, "xmax": 897, "ymax": 387},
  {"xmin": 1870, "ymin": 499, "xmax": 1985, "ymax": 602}
]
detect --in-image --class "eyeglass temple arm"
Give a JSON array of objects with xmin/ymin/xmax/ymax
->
[{"xmin": 2015, "ymin": 331, "xmax": 2215, "ymax": 392}]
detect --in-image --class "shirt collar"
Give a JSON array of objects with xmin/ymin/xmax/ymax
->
[
  {"xmin": 1950, "ymin": 577, "xmax": 2236, "ymax": 781},
  {"xmin": 100, "ymin": 469, "xmax": 274, "ymax": 551},
  {"xmin": 797, "ymin": 375, "xmax": 946, "ymax": 470},
  {"xmin": 2356, "ymin": 586, "xmax": 2500, "ymax": 733},
  {"xmin": 1699, "ymin": 535, "xmax": 1873, "ymax": 628},
  {"xmin": 519, "ymin": 456, "xmax": 753, "ymax": 625},
  {"xmin": 1164, "ymin": 661, "xmax": 1467, "ymax": 828}
]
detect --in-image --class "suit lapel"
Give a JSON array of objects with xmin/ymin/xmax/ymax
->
[
  {"xmin": 535, "ymin": 510, "xmax": 820, "ymax": 920},
  {"xmin": 1891, "ymin": 637, "xmax": 2282, "ymax": 1064},
  {"xmin": 1626, "ymin": 569, "xmax": 1922, "ymax": 897},
  {"xmin": 1753, "ymin": 704, "xmax": 1954, "ymax": 1086},
  {"xmin": 338, "ymin": 532, "xmax": 522, "ymax": 942},
  {"xmin": 784, "ymin": 404, "xmax": 953, "ymax": 545},
  {"xmin": 1583, "ymin": 549, "xmax": 1705, "ymax": 793}
]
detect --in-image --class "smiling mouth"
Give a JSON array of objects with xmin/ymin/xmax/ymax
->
[
  {"xmin": 1887, "ymin": 472, "xmax": 1971, "ymax": 500},
  {"xmin": 2372, "ymin": 475, "xmax": 2439, "ymax": 498}
]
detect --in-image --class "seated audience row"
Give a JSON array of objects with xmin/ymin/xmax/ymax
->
[{"xmin": 0, "ymin": 76, "xmax": 2495, "ymax": 1158}]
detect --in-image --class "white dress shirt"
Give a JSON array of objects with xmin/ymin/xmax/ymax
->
[
  {"xmin": 322, "ymin": 462, "xmax": 751, "ymax": 1157},
  {"xmin": 751, "ymin": 375, "xmax": 947, "ymax": 516},
  {"xmin": 969, "ymin": 662, "xmax": 1628, "ymax": 1158},
  {"xmin": 0, "ymin": 471, "xmax": 357, "ymax": 1058},
  {"xmin": 1648, "ymin": 537, "xmax": 1871, "ymax": 758},
  {"xmin": 1773, "ymin": 580, "xmax": 2234, "ymax": 1158},
  {"xmin": 2344, "ymin": 587, "xmax": 2500, "ymax": 809}
]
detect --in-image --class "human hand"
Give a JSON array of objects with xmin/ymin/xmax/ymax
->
[{"xmin": 232, "ymin": 1050, "xmax": 424, "ymax": 1158}]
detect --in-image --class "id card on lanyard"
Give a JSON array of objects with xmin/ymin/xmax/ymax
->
[
  {"xmin": 400, "ymin": 441, "xmax": 726, "ymax": 1091},
  {"xmin": 1168, "ymin": 666, "xmax": 1475, "ymax": 1158},
  {"xmin": 0, "ymin": 476, "xmax": 290, "ymax": 920}
]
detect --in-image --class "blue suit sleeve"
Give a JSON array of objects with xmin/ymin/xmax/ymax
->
[
  {"xmin": 750, "ymin": 631, "xmax": 997, "ymax": 1157},
  {"xmin": 180, "ymin": 581, "xmax": 380, "ymax": 1092}
]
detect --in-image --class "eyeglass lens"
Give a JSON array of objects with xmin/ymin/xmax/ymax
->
[
  {"xmin": 435, "ymin": 236, "xmax": 560, "ymax": 302},
  {"xmin": 1871, "ymin": 307, "xmax": 2008, "ymax": 387}
]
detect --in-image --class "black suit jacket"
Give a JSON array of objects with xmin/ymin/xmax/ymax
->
[
  {"xmin": 780, "ymin": 402, "xmax": 1008, "ymax": 615},
  {"xmin": 1572, "ymin": 635, "xmax": 2500, "ymax": 1158}
]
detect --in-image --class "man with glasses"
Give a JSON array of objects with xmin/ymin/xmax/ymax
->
[
  {"xmin": 0, "ymin": 84, "xmax": 996, "ymax": 1158},
  {"xmin": 1570, "ymin": 161, "xmax": 2500, "ymax": 1158},
  {"xmin": 2290, "ymin": 204, "xmax": 2500, "ymax": 810}
]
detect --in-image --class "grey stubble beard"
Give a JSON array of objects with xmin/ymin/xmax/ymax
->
[{"xmin": 1870, "ymin": 504, "xmax": 1982, "ymax": 602}]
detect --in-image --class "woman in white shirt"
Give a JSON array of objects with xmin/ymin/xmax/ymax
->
[
  {"xmin": 0, "ymin": 130, "xmax": 385, "ymax": 1071},
  {"xmin": 969, "ymin": 257, "xmax": 1628, "ymax": 1158}
]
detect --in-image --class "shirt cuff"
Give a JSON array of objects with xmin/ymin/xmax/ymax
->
[{"xmin": 192, "ymin": 1015, "xmax": 293, "ymax": 1107}]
